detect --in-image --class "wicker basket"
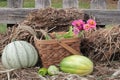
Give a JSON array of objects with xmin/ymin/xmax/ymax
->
[
  {"xmin": 34, "ymin": 33, "xmax": 80, "ymax": 68},
  {"xmin": 17, "ymin": 25, "xmax": 81, "ymax": 68}
]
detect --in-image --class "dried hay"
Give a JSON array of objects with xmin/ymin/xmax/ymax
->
[
  {"xmin": 0, "ymin": 25, "xmax": 34, "ymax": 55},
  {"xmin": 0, "ymin": 8, "xmax": 84, "ymax": 55},
  {"xmin": 22, "ymin": 7, "xmax": 84, "ymax": 32},
  {"xmin": 0, "ymin": 27, "xmax": 16, "ymax": 55},
  {"xmin": 0, "ymin": 61, "xmax": 120, "ymax": 80},
  {"xmin": 0, "ymin": 67, "xmax": 87, "ymax": 80},
  {"xmin": 81, "ymin": 26, "xmax": 120, "ymax": 63}
]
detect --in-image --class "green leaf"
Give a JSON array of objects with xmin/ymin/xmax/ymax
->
[
  {"xmin": 63, "ymin": 26, "xmax": 73, "ymax": 38},
  {"xmin": 45, "ymin": 35, "xmax": 51, "ymax": 40},
  {"xmin": 55, "ymin": 33, "xmax": 63, "ymax": 39}
]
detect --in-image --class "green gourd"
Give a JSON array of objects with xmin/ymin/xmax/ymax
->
[
  {"xmin": 2, "ymin": 41, "xmax": 38, "ymax": 69},
  {"xmin": 60, "ymin": 55, "xmax": 94, "ymax": 76}
]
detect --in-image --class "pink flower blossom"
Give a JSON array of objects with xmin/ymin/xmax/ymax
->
[
  {"xmin": 71, "ymin": 19, "xmax": 97, "ymax": 37},
  {"xmin": 83, "ymin": 24, "xmax": 91, "ymax": 31},
  {"xmin": 87, "ymin": 19, "xmax": 96, "ymax": 28},
  {"xmin": 73, "ymin": 27, "xmax": 80, "ymax": 35},
  {"xmin": 72, "ymin": 19, "xmax": 84, "ymax": 30}
]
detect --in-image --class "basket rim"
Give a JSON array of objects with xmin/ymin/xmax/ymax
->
[{"xmin": 34, "ymin": 37, "xmax": 80, "ymax": 44}]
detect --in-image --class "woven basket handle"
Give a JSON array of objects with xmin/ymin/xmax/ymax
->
[{"xmin": 58, "ymin": 41, "xmax": 80, "ymax": 55}]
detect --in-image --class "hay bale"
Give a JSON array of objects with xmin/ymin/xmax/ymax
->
[
  {"xmin": 22, "ymin": 7, "xmax": 84, "ymax": 32},
  {"xmin": 81, "ymin": 26, "xmax": 120, "ymax": 62}
]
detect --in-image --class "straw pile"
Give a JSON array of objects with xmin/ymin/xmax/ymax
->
[
  {"xmin": 81, "ymin": 26, "xmax": 120, "ymax": 63},
  {"xmin": 22, "ymin": 8, "xmax": 84, "ymax": 32}
]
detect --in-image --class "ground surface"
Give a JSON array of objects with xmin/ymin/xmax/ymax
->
[{"xmin": 0, "ymin": 57, "xmax": 120, "ymax": 80}]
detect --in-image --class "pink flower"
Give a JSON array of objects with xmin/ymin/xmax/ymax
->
[
  {"xmin": 83, "ymin": 24, "xmax": 91, "ymax": 31},
  {"xmin": 72, "ymin": 19, "xmax": 84, "ymax": 30},
  {"xmin": 87, "ymin": 19, "xmax": 96, "ymax": 28},
  {"xmin": 73, "ymin": 27, "xmax": 80, "ymax": 35},
  {"xmin": 71, "ymin": 19, "xmax": 97, "ymax": 37}
]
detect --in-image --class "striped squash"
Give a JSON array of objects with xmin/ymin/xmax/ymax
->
[{"xmin": 2, "ymin": 41, "xmax": 38, "ymax": 69}]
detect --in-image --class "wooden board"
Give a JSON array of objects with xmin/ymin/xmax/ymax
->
[
  {"xmin": 83, "ymin": 9, "xmax": 120, "ymax": 25},
  {"xmin": 0, "ymin": 8, "xmax": 38, "ymax": 24},
  {"xmin": 0, "ymin": 8, "xmax": 120, "ymax": 25}
]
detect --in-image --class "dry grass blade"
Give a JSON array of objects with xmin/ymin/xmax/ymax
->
[{"xmin": 111, "ymin": 69, "xmax": 120, "ymax": 78}]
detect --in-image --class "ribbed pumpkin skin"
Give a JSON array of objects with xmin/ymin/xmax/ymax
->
[{"xmin": 2, "ymin": 41, "xmax": 38, "ymax": 69}]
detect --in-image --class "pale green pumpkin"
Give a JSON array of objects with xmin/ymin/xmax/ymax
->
[{"xmin": 2, "ymin": 41, "xmax": 38, "ymax": 69}]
